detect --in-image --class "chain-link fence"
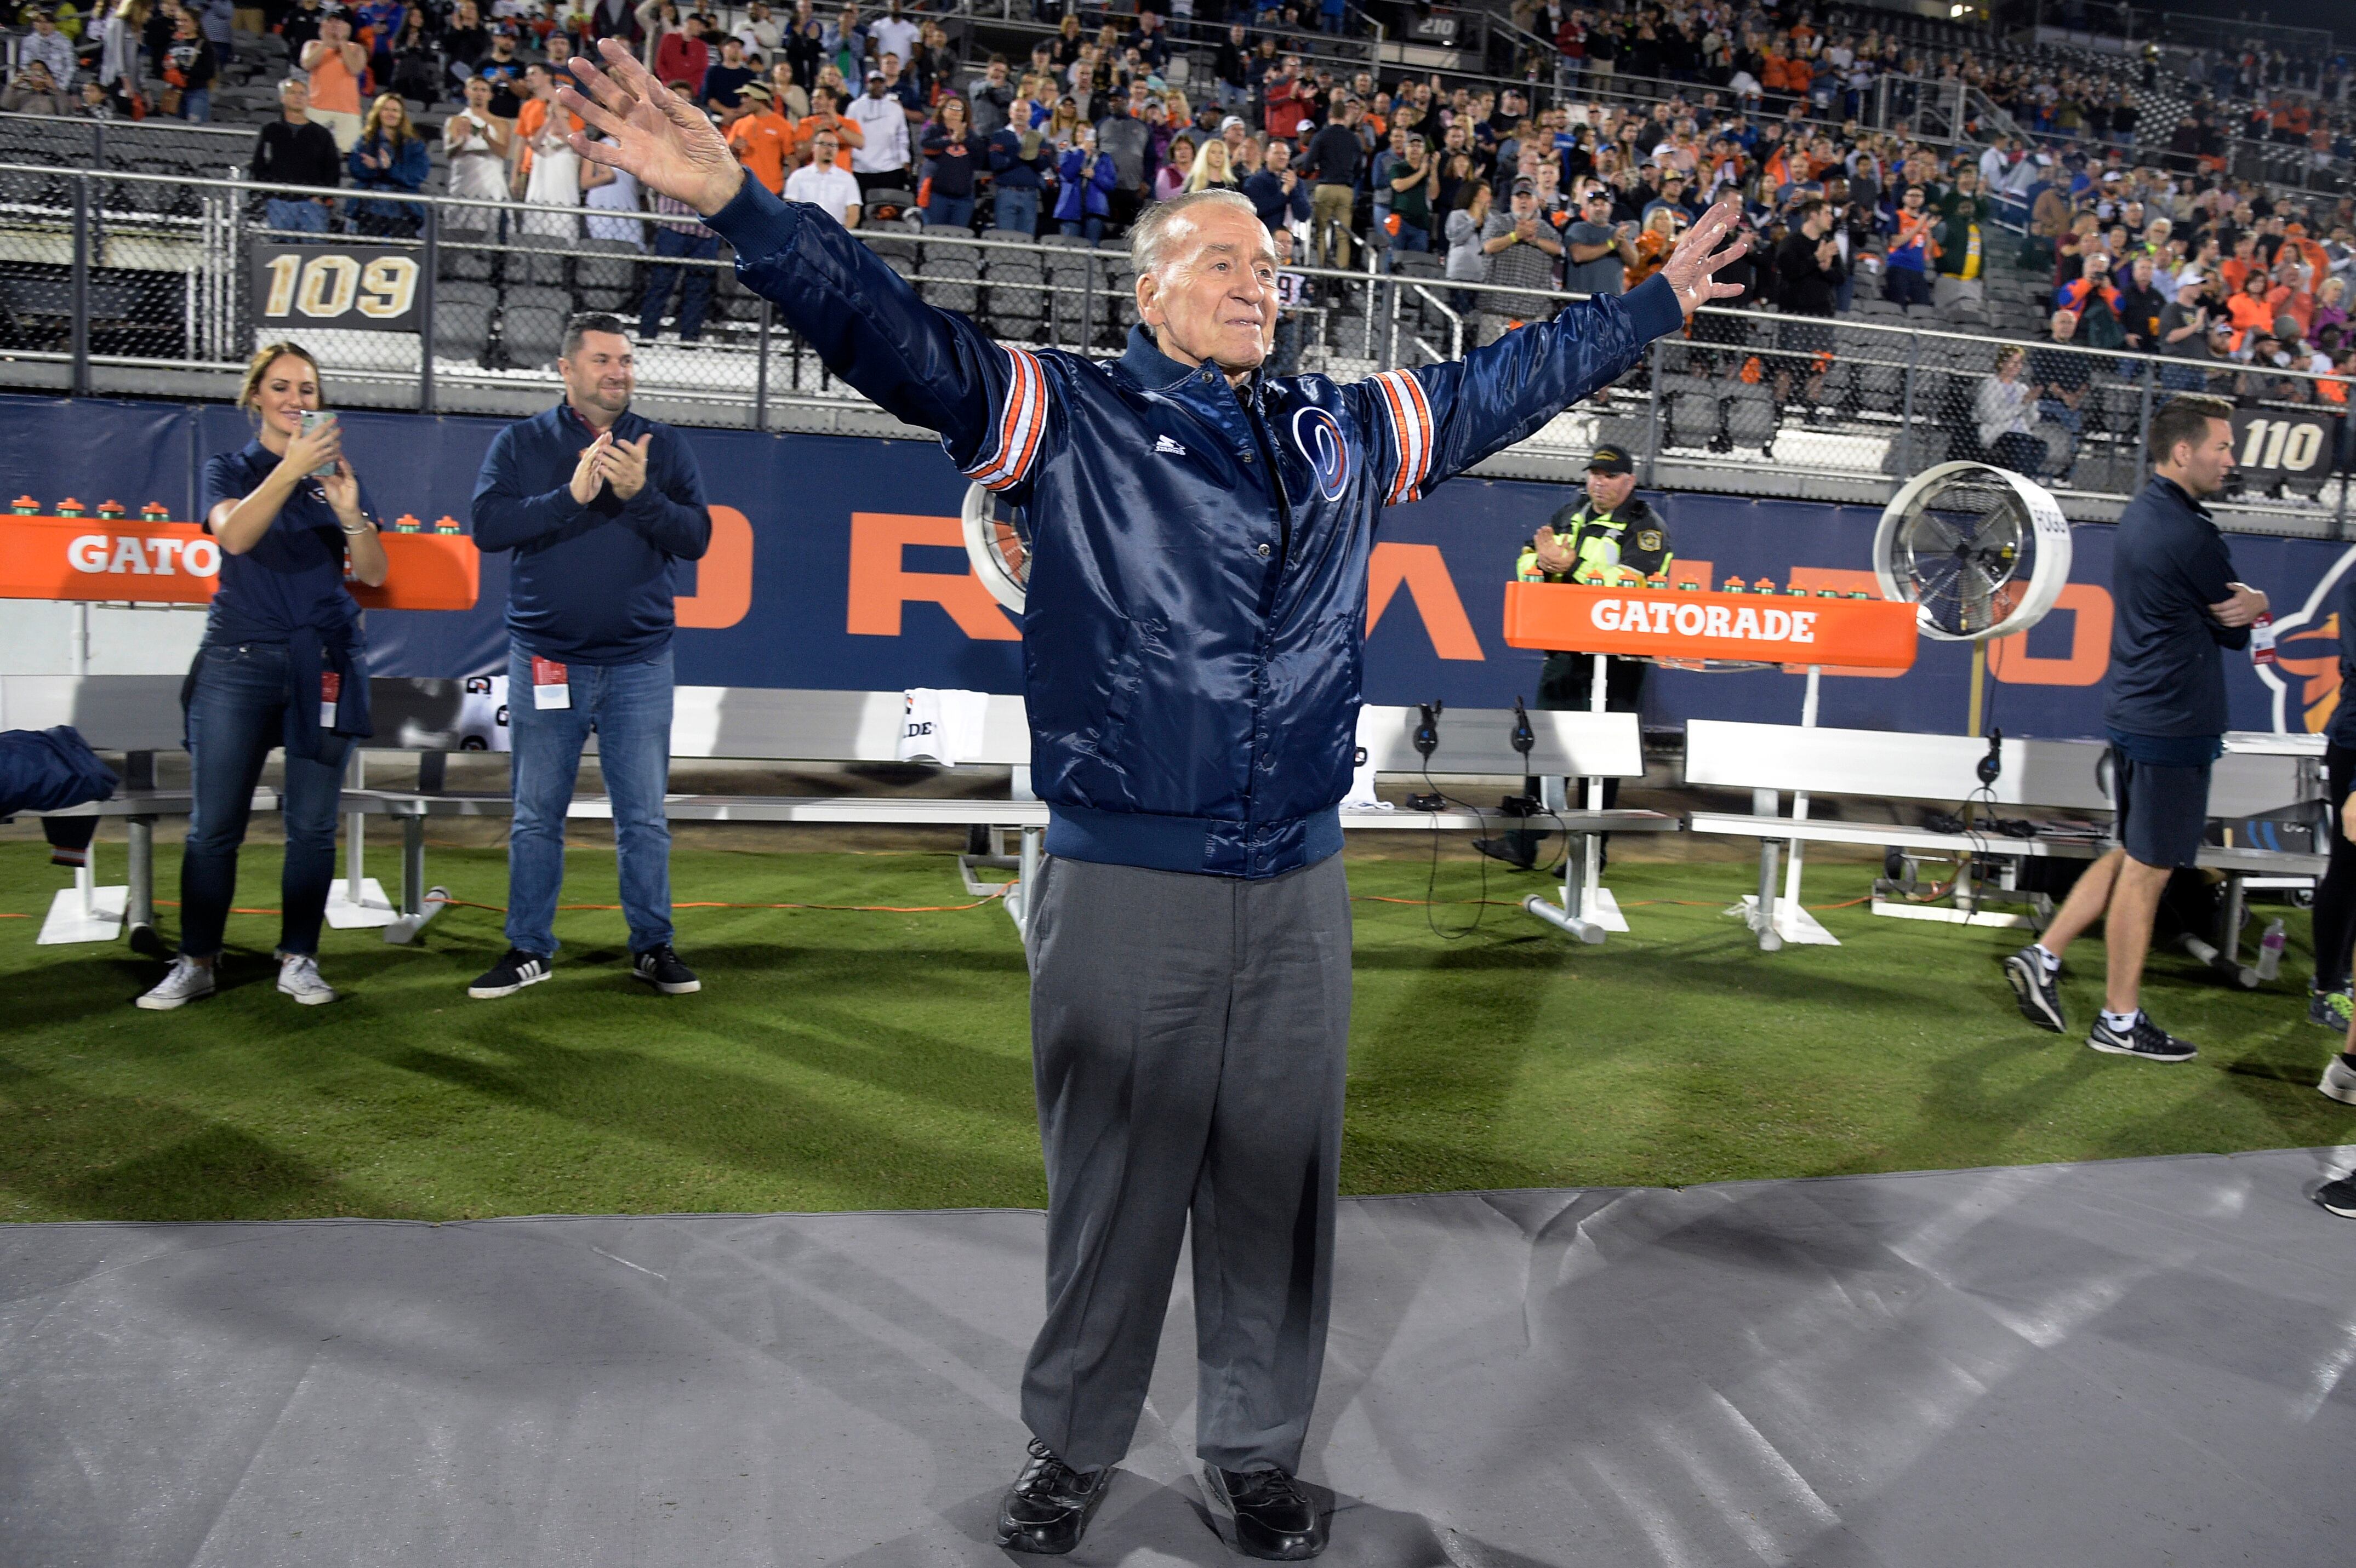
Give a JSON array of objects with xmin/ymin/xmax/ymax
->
[{"xmin": 0, "ymin": 158, "xmax": 2346, "ymax": 537}]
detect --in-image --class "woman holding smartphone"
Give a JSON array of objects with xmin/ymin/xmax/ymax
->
[{"xmin": 136, "ymin": 344, "xmax": 388, "ymax": 1011}]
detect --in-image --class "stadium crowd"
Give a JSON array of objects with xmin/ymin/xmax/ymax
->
[{"xmin": 2, "ymin": 0, "xmax": 2353, "ymax": 403}]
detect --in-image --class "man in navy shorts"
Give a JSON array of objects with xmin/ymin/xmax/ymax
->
[{"xmin": 2004, "ymin": 394, "xmax": 2265, "ymax": 1061}]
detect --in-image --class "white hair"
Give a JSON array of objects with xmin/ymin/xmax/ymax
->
[{"xmin": 1128, "ymin": 189, "xmax": 1270, "ymax": 280}]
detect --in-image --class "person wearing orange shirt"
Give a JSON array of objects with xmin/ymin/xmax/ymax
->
[
  {"xmin": 298, "ymin": 14, "xmax": 368, "ymax": 151},
  {"xmin": 2224, "ymin": 271, "xmax": 2275, "ymax": 353},
  {"xmin": 727, "ymin": 81, "xmax": 796, "ymax": 194},
  {"xmin": 2219, "ymin": 234, "xmax": 2260, "ymax": 298},
  {"xmin": 511, "ymin": 62, "xmax": 584, "ymax": 184},
  {"xmin": 2266, "ymin": 258, "xmax": 2316, "ymax": 341},
  {"xmin": 797, "ymin": 84, "xmax": 864, "ymax": 170}
]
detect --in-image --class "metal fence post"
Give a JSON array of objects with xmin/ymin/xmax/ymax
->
[
  {"xmin": 755, "ymin": 297, "xmax": 772, "ymax": 432},
  {"xmin": 1641, "ymin": 337, "xmax": 1663, "ymax": 484},
  {"xmin": 1080, "ymin": 248, "xmax": 1096, "ymax": 354},
  {"xmin": 2135, "ymin": 354, "xmax": 2155, "ymax": 482},
  {"xmin": 2335, "ymin": 441, "xmax": 2350, "ymax": 542},
  {"xmin": 70, "ymin": 172, "xmax": 89, "ymax": 398},
  {"xmin": 1897, "ymin": 329, "xmax": 1918, "ymax": 478},
  {"xmin": 419, "ymin": 199, "xmax": 438, "ymax": 414}
]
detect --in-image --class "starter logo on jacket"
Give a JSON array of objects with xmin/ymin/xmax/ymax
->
[{"xmin": 1290, "ymin": 406, "xmax": 1349, "ymax": 501}]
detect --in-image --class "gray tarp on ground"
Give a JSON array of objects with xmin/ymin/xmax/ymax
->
[{"xmin": 6, "ymin": 1147, "xmax": 2356, "ymax": 1566}]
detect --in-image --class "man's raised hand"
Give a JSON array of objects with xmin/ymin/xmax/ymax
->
[
  {"xmin": 1657, "ymin": 196, "xmax": 1750, "ymax": 319},
  {"xmin": 559, "ymin": 38, "xmax": 745, "ymax": 216}
]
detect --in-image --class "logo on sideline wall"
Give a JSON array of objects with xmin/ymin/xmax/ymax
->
[
  {"xmin": 1591, "ymin": 596, "xmax": 1819, "ymax": 643},
  {"xmin": 1291, "ymin": 407, "xmax": 1349, "ymax": 502}
]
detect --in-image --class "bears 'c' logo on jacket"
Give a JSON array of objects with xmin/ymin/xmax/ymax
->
[{"xmin": 1290, "ymin": 407, "xmax": 1349, "ymax": 502}]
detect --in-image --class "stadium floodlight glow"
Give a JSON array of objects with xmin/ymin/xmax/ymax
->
[
  {"xmin": 962, "ymin": 483, "xmax": 1031, "ymax": 615},
  {"xmin": 1873, "ymin": 461, "xmax": 2072, "ymax": 644}
]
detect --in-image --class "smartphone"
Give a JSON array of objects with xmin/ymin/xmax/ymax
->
[{"xmin": 299, "ymin": 410, "xmax": 338, "ymax": 478}]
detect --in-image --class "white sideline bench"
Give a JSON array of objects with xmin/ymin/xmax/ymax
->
[
  {"xmin": 1682, "ymin": 717, "xmax": 2327, "ymax": 970},
  {"xmin": 4, "ymin": 676, "xmax": 1660, "ymax": 943}
]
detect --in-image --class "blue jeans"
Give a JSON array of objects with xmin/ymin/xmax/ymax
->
[
  {"xmin": 639, "ymin": 226, "xmax": 718, "ymax": 341},
  {"xmin": 1884, "ymin": 266, "xmax": 1931, "ymax": 307},
  {"xmin": 1059, "ymin": 215, "xmax": 1104, "ymax": 242},
  {"xmin": 179, "ymin": 642, "xmax": 350, "ymax": 960},
  {"xmin": 180, "ymin": 87, "xmax": 210, "ymax": 122},
  {"xmin": 992, "ymin": 185, "xmax": 1039, "ymax": 235},
  {"xmin": 925, "ymin": 193, "xmax": 975, "ymax": 228},
  {"xmin": 1388, "ymin": 222, "xmax": 1429, "ymax": 255},
  {"xmin": 2036, "ymin": 397, "xmax": 2083, "ymax": 435},
  {"xmin": 504, "ymin": 640, "xmax": 676, "ymax": 958},
  {"xmin": 265, "ymin": 196, "xmax": 330, "ymax": 236}
]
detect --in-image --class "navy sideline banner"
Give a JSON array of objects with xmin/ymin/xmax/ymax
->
[{"xmin": 3, "ymin": 391, "xmax": 2349, "ymax": 742}]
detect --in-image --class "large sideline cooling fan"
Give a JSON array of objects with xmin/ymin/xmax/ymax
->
[
  {"xmin": 962, "ymin": 483, "xmax": 1031, "ymax": 615},
  {"xmin": 1873, "ymin": 462, "xmax": 2072, "ymax": 642}
]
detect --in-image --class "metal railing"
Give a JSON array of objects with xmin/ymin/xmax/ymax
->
[{"xmin": 0, "ymin": 160, "xmax": 2344, "ymax": 538}]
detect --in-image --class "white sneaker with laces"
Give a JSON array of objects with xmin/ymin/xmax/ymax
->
[
  {"xmin": 277, "ymin": 953, "xmax": 339, "ymax": 1006},
  {"xmin": 135, "ymin": 955, "xmax": 215, "ymax": 1011}
]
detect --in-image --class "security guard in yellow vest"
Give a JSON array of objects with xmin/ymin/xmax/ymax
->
[
  {"xmin": 1482, "ymin": 443, "xmax": 1670, "ymax": 868},
  {"xmin": 1517, "ymin": 443, "xmax": 1672, "ymax": 718}
]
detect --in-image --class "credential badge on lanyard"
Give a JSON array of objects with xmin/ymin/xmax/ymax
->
[
  {"xmin": 531, "ymin": 656, "xmax": 572, "ymax": 710},
  {"xmin": 319, "ymin": 670, "xmax": 341, "ymax": 729}
]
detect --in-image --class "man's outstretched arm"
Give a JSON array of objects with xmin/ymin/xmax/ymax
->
[{"xmin": 1353, "ymin": 198, "xmax": 1749, "ymax": 505}]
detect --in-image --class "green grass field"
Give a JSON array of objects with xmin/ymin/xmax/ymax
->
[{"xmin": 2, "ymin": 838, "xmax": 2349, "ymax": 1223}]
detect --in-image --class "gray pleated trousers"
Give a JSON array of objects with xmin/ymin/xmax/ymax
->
[{"xmin": 1019, "ymin": 851, "xmax": 1353, "ymax": 1474}]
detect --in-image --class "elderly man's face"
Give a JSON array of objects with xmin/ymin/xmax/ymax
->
[
  {"xmin": 1137, "ymin": 201, "xmax": 1277, "ymax": 377},
  {"xmin": 2051, "ymin": 311, "xmax": 2079, "ymax": 341}
]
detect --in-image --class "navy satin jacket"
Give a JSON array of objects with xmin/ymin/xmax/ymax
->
[{"xmin": 707, "ymin": 177, "xmax": 1684, "ymax": 878}]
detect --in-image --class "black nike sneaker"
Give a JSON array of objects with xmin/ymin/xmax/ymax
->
[
  {"xmin": 2317, "ymin": 1175, "xmax": 2356, "ymax": 1218},
  {"xmin": 2004, "ymin": 946, "xmax": 2066, "ymax": 1033},
  {"xmin": 2085, "ymin": 1011, "xmax": 2197, "ymax": 1063}
]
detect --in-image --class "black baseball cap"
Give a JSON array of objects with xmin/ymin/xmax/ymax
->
[{"xmin": 1587, "ymin": 444, "xmax": 1635, "ymax": 475}]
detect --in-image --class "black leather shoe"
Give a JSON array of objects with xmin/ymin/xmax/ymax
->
[
  {"xmin": 1203, "ymin": 1466, "xmax": 1327, "ymax": 1560},
  {"xmin": 994, "ymin": 1439, "xmax": 1110, "ymax": 1554}
]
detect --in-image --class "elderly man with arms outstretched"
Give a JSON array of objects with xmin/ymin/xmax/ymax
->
[{"xmin": 557, "ymin": 38, "xmax": 1747, "ymax": 1560}]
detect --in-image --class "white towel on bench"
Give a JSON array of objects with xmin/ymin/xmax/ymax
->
[{"xmin": 898, "ymin": 688, "xmax": 991, "ymax": 768}]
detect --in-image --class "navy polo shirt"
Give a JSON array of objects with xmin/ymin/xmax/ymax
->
[
  {"xmin": 2104, "ymin": 474, "xmax": 2247, "ymax": 750},
  {"xmin": 199, "ymin": 439, "xmax": 370, "ymax": 643}
]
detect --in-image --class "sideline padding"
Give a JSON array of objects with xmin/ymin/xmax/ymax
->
[{"xmin": 4, "ymin": 1148, "xmax": 2351, "ymax": 1564}]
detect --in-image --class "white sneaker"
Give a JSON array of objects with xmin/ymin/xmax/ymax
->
[
  {"xmin": 2321, "ymin": 1055, "xmax": 2356, "ymax": 1106},
  {"xmin": 276, "ymin": 953, "xmax": 339, "ymax": 1006},
  {"xmin": 135, "ymin": 955, "xmax": 215, "ymax": 1010}
]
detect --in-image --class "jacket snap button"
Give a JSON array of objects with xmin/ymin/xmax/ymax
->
[
  {"xmin": 1257, "ymin": 542, "xmax": 1271, "ymax": 557},
  {"xmin": 1239, "ymin": 450, "xmax": 1254, "ymax": 462}
]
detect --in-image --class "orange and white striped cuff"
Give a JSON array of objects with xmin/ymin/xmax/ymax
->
[
  {"xmin": 963, "ymin": 346, "xmax": 1049, "ymax": 493},
  {"xmin": 1368, "ymin": 369, "xmax": 1434, "ymax": 506}
]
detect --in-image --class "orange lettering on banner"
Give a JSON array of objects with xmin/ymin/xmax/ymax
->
[
  {"xmin": 2276, "ymin": 612, "xmax": 2344, "ymax": 734},
  {"xmin": 676, "ymin": 505, "xmax": 754, "ymax": 629},
  {"xmin": 1987, "ymin": 582, "xmax": 2112, "ymax": 686},
  {"xmin": 1365, "ymin": 543, "xmax": 1484, "ymax": 660},
  {"xmin": 1786, "ymin": 566, "xmax": 1904, "ymax": 677},
  {"xmin": 845, "ymin": 512, "xmax": 1020, "ymax": 640}
]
